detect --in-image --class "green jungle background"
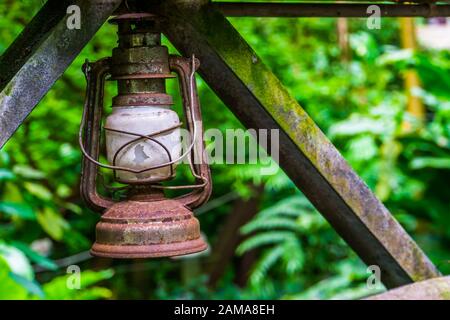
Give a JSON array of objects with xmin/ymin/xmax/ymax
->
[{"xmin": 0, "ymin": 1, "xmax": 449, "ymax": 299}]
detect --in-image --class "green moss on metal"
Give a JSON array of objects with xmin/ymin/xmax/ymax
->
[
  {"xmin": 190, "ymin": 5, "xmax": 334, "ymax": 169},
  {"xmin": 2, "ymin": 79, "xmax": 15, "ymax": 97},
  {"xmin": 440, "ymin": 290, "xmax": 450, "ymax": 300},
  {"xmin": 159, "ymin": 0, "xmax": 441, "ymax": 285}
]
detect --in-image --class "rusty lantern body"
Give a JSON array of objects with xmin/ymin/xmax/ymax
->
[{"xmin": 79, "ymin": 14, "xmax": 211, "ymax": 258}]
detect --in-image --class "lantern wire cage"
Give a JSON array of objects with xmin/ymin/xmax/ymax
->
[{"xmin": 78, "ymin": 55, "xmax": 208, "ymax": 192}]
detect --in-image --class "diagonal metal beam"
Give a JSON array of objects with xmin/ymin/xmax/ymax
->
[
  {"xmin": 366, "ymin": 276, "xmax": 450, "ymax": 300},
  {"xmin": 0, "ymin": 0, "xmax": 122, "ymax": 148},
  {"xmin": 148, "ymin": 0, "xmax": 441, "ymax": 288}
]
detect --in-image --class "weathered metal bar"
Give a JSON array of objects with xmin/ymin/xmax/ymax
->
[
  {"xmin": 366, "ymin": 276, "xmax": 450, "ymax": 300},
  {"xmin": 215, "ymin": 2, "xmax": 450, "ymax": 18},
  {"xmin": 148, "ymin": 0, "xmax": 441, "ymax": 288},
  {"xmin": 0, "ymin": 0, "xmax": 122, "ymax": 148},
  {"xmin": 0, "ymin": 0, "xmax": 71, "ymax": 91}
]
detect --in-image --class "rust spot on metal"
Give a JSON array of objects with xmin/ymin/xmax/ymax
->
[{"xmin": 91, "ymin": 193, "xmax": 207, "ymax": 258}]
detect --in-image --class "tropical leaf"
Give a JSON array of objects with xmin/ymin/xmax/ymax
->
[
  {"xmin": 0, "ymin": 243, "xmax": 34, "ymax": 281},
  {"xmin": 0, "ymin": 202, "xmax": 35, "ymax": 220},
  {"xmin": 24, "ymin": 182, "xmax": 53, "ymax": 201},
  {"xmin": 237, "ymin": 231, "xmax": 297, "ymax": 255},
  {"xmin": 0, "ymin": 257, "xmax": 29, "ymax": 299},
  {"xmin": 329, "ymin": 116, "xmax": 387, "ymax": 138},
  {"xmin": 281, "ymin": 240, "xmax": 304, "ymax": 275},
  {"xmin": 36, "ymin": 207, "xmax": 70, "ymax": 241},
  {"xmin": 75, "ymin": 287, "xmax": 113, "ymax": 300},
  {"xmin": 9, "ymin": 272, "xmax": 45, "ymax": 298},
  {"xmin": 258, "ymin": 195, "xmax": 313, "ymax": 218},
  {"xmin": 11, "ymin": 241, "xmax": 58, "ymax": 271},
  {"xmin": 285, "ymin": 275, "xmax": 351, "ymax": 300},
  {"xmin": 0, "ymin": 168, "xmax": 15, "ymax": 181},
  {"xmin": 241, "ymin": 217, "xmax": 300, "ymax": 235},
  {"xmin": 12, "ymin": 165, "xmax": 46, "ymax": 180},
  {"xmin": 410, "ymin": 157, "xmax": 450, "ymax": 170},
  {"xmin": 249, "ymin": 245, "xmax": 284, "ymax": 286},
  {"xmin": 43, "ymin": 269, "xmax": 114, "ymax": 300}
]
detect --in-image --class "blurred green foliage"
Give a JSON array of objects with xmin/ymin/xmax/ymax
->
[{"xmin": 0, "ymin": 1, "xmax": 449, "ymax": 300}]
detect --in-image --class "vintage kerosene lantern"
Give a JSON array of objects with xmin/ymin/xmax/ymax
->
[{"xmin": 78, "ymin": 13, "xmax": 211, "ymax": 258}]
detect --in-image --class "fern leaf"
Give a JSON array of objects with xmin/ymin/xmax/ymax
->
[
  {"xmin": 281, "ymin": 239, "xmax": 305, "ymax": 275},
  {"xmin": 236, "ymin": 231, "xmax": 296, "ymax": 255},
  {"xmin": 249, "ymin": 245, "xmax": 285, "ymax": 286},
  {"xmin": 241, "ymin": 217, "xmax": 300, "ymax": 235},
  {"xmin": 258, "ymin": 195, "xmax": 314, "ymax": 218}
]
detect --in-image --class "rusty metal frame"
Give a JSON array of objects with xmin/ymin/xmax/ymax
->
[
  {"xmin": 146, "ymin": 0, "xmax": 441, "ymax": 288},
  {"xmin": 2, "ymin": 0, "xmax": 450, "ymax": 147},
  {"xmin": 0, "ymin": 0, "xmax": 122, "ymax": 148},
  {"xmin": 215, "ymin": 2, "xmax": 450, "ymax": 18},
  {"xmin": 366, "ymin": 276, "xmax": 450, "ymax": 300},
  {"xmin": 0, "ymin": 0, "xmax": 444, "ymax": 288}
]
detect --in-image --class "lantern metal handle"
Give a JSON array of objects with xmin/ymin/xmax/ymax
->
[
  {"xmin": 169, "ymin": 55, "xmax": 212, "ymax": 209},
  {"xmin": 79, "ymin": 58, "xmax": 115, "ymax": 212}
]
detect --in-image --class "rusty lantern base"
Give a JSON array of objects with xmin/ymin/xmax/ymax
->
[{"xmin": 90, "ymin": 196, "xmax": 207, "ymax": 259}]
